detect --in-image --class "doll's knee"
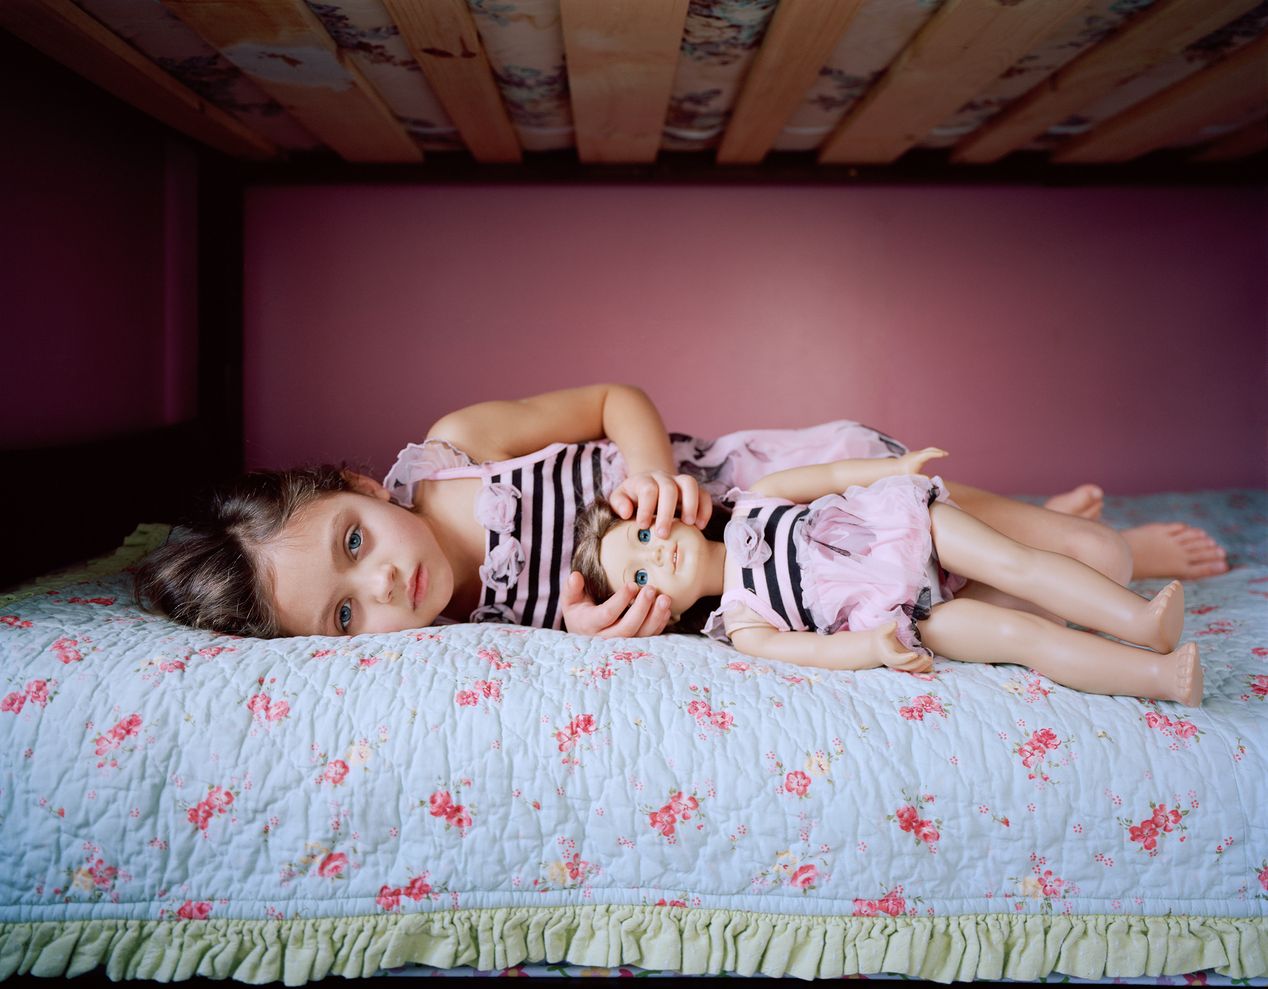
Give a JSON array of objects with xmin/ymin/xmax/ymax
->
[{"xmin": 1062, "ymin": 523, "xmax": 1132, "ymax": 585}]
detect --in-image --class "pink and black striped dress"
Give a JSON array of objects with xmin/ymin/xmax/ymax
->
[{"xmin": 704, "ymin": 475, "xmax": 966, "ymax": 655}]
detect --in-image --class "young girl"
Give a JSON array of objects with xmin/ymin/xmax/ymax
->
[
  {"xmin": 135, "ymin": 383, "xmax": 1226, "ymax": 642},
  {"xmin": 571, "ymin": 448, "xmax": 1203, "ymax": 706}
]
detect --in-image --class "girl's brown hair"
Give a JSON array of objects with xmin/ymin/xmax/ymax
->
[
  {"xmin": 133, "ymin": 465, "xmax": 353, "ymax": 638},
  {"xmin": 571, "ymin": 496, "xmax": 728, "ymax": 635}
]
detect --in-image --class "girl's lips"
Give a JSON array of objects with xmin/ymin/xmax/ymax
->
[{"xmin": 411, "ymin": 565, "xmax": 428, "ymax": 609}]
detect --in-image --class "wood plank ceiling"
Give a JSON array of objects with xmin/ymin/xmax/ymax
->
[{"xmin": 3, "ymin": 0, "xmax": 1266, "ymax": 171}]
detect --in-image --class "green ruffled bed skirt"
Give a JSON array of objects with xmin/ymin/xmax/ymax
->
[{"xmin": 2, "ymin": 909, "xmax": 1265, "ymax": 984}]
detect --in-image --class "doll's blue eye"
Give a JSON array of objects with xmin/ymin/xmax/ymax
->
[
  {"xmin": 348, "ymin": 528, "xmax": 362, "ymax": 553},
  {"xmin": 338, "ymin": 601, "xmax": 353, "ymax": 632},
  {"xmin": 637, "ymin": 529, "xmax": 650, "ymax": 543},
  {"xmin": 634, "ymin": 569, "xmax": 649, "ymax": 586}
]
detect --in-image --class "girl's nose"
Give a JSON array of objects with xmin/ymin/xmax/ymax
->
[{"xmin": 370, "ymin": 564, "xmax": 396, "ymax": 605}]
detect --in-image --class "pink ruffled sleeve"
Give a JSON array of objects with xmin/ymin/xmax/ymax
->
[{"xmin": 382, "ymin": 438, "xmax": 476, "ymax": 508}]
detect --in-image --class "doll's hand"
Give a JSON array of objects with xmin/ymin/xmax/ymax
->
[
  {"xmin": 897, "ymin": 447, "xmax": 948, "ymax": 476},
  {"xmin": 560, "ymin": 571, "xmax": 672, "ymax": 638},
  {"xmin": 609, "ymin": 471, "xmax": 712, "ymax": 539},
  {"xmin": 870, "ymin": 622, "xmax": 933, "ymax": 673}
]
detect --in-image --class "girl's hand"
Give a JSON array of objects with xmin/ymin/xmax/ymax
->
[
  {"xmin": 560, "ymin": 572, "xmax": 673, "ymax": 638},
  {"xmin": 609, "ymin": 471, "xmax": 712, "ymax": 539},
  {"xmin": 897, "ymin": 447, "xmax": 948, "ymax": 476},
  {"xmin": 869, "ymin": 622, "xmax": 933, "ymax": 673}
]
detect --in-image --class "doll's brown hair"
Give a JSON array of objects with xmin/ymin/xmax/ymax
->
[
  {"xmin": 133, "ymin": 465, "xmax": 354, "ymax": 638},
  {"xmin": 571, "ymin": 496, "xmax": 727, "ymax": 635}
]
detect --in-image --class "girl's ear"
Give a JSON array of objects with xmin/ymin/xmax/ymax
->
[{"xmin": 340, "ymin": 470, "xmax": 391, "ymax": 501}]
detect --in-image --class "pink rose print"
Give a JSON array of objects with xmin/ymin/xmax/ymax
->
[
  {"xmin": 478, "ymin": 646, "xmax": 512, "ymax": 670},
  {"xmin": 317, "ymin": 852, "xmax": 348, "ymax": 878},
  {"xmin": 683, "ymin": 696, "xmax": 734, "ymax": 735},
  {"xmin": 94, "ymin": 714, "xmax": 143, "ymax": 757},
  {"xmin": 246, "ymin": 693, "xmax": 290, "ymax": 722},
  {"xmin": 554, "ymin": 713, "xmax": 598, "ymax": 752},
  {"xmin": 475, "ymin": 679, "xmax": 502, "ymax": 701},
  {"xmin": 1249, "ymin": 675, "xmax": 1268, "ymax": 701},
  {"xmin": 0, "ymin": 615, "xmax": 33, "ymax": 629},
  {"xmin": 1120, "ymin": 802, "xmax": 1188, "ymax": 856},
  {"xmin": 176, "ymin": 900, "xmax": 212, "ymax": 920},
  {"xmin": 51, "ymin": 638, "xmax": 82, "ymax": 664},
  {"xmin": 854, "ymin": 887, "xmax": 909, "ymax": 916},
  {"xmin": 1257, "ymin": 862, "xmax": 1268, "ymax": 892},
  {"xmin": 784, "ymin": 771, "xmax": 812, "ymax": 798},
  {"xmin": 1142, "ymin": 706, "xmax": 1202, "ymax": 745},
  {"xmin": 1012, "ymin": 727, "xmax": 1068, "ymax": 785},
  {"xmin": 323, "ymin": 760, "xmax": 349, "ymax": 785},
  {"xmin": 789, "ymin": 864, "xmax": 817, "ymax": 890},
  {"xmin": 403, "ymin": 876, "xmax": 432, "ymax": 900},
  {"xmin": 1, "ymin": 693, "xmax": 25, "ymax": 715},
  {"xmin": 186, "ymin": 785, "xmax": 235, "ymax": 833},
  {"xmin": 456, "ymin": 690, "xmax": 478, "ymax": 707},
  {"xmin": 376, "ymin": 885, "xmax": 402, "ymax": 912},
  {"xmin": 67, "ymin": 596, "xmax": 115, "ymax": 606},
  {"xmin": 899, "ymin": 693, "xmax": 947, "ymax": 721},
  {"xmin": 647, "ymin": 790, "xmax": 703, "ymax": 842},
  {"xmin": 426, "ymin": 789, "xmax": 474, "ymax": 833},
  {"xmin": 888, "ymin": 791, "xmax": 941, "ymax": 852}
]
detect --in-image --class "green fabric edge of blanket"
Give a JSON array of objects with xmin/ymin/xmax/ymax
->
[
  {"xmin": 0, "ymin": 524, "xmax": 171, "ymax": 609},
  {"xmin": 1, "ymin": 910, "xmax": 1265, "ymax": 984}
]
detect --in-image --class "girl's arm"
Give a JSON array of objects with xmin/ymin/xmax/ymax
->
[
  {"xmin": 429, "ymin": 383, "xmax": 708, "ymax": 534},
  {"xmin": 730, "ymin": 622, "xmax": 932, "ymax": 673},
  {"xmin": 749, "ymin": 448, "xmax": 948, "ymax": 503}
]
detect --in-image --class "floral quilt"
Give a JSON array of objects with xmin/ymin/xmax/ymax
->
[{"xmin": 0, "ymin": 491, "xmax": 1265, "ymax": 984}]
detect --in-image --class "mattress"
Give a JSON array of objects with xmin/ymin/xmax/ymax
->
[{"xmin": 0, "ymin": 490, "xmax": 1264, "ymax": 984}]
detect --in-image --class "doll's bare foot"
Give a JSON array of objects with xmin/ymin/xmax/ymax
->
[
  {"xmin": 1134, "ymin": 580, "xmax": 1185, "ymax": 653},
  {"xmin": 1123, "ymin": 523, "xmax": 1229, "ymax": 580},
  {"xmin": 1043, "ymin": 484, "xmax": 1103, "ymax": 520},
  {"xmin": 1163, "ymin": 642, "xmax": 1204, "ymax": 707}
]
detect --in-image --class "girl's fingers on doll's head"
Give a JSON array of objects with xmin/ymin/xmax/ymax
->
[
  {"xmin": 676, "ymin": 477, "xmax": 697, "ymax": 527},
  {"xmin": 654, "ymin": 477, "xmax": 676, "ymax": 538}
]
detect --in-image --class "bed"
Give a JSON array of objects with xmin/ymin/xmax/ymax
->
[{"xmin": 1, "ymin": 488, "xmax": 1264, "ymax": 984}]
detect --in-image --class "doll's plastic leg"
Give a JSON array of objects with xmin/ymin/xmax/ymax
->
[
  {"xmin": 944, "ymin": 482, "xmax": 1132, "ymax": 584},
  {"xmin": 930, "ymin": 504, "xmax": 1185, "ymax": 652},
  {"xmin": 918, "ymin": 599, "xmax": 1203, "ymax": 705}
]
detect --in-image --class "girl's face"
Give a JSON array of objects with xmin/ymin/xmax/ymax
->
[
  {"xmin": 259, "ymin": 488, "xmax": 454, "ymax": 637},
  {"xmin": 599, "ymin": 518, "xmax": 718, "ymax": 619}
]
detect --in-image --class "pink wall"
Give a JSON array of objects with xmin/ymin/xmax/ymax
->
[
  {"xmin": 0, "ymin": 32, "xmax": 198, "ymax": 449},
  {"xmin": 243, "ymin": 183, "xmax": 1266, "ymax": 495}
]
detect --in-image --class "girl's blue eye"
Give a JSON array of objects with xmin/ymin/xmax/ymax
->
[
  {"xmin": 348, "ymin": 527, "xmax": 362, "ymax": 553},
  {"xmin": 338, "ymin": 601, "xmax": 353, "ymax": 633},
  {"xmin": 634, "ymin": 569, "xmax": 648, "ymax": 586},
  {"xmin": 637, "ymin": 529, "xmax": 650, "ymax": 543}
]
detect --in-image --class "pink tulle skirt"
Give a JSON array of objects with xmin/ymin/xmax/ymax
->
[{"xmin": 795, "ymin": 474, "xmax": 966, "ymax": 654}]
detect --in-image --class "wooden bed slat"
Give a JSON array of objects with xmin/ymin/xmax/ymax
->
[
  {"xmin": 951, "ymin": 0, "xmax": 1264, "ymax": 165},
  {"xmin": 0, "ymin": 0, "xmax": 279, "ymax": 160},
  {"xmin": 1192, "ymin": 115, "xmax": 1268, "ymax": 161},
  {"xmin": 717, "ymin": 0, "xmax": 865, "ymax": 164},
  {"xmin": 160, "ymin": 0, "xmax": 422, "ymax": 163},
  {"xmin": 561, "ymin": 0, "xmax": 690, "ymax": 163},
  {"xmin": 1051, "ymin": 31, "xmax": 1268, "ymax": 163},
  {"xmin": 381, "ymin": 0, "xmax": 520, "ymax": 163},
  {"xmin": 818, "ymin": 0, "xmax": 1090, "ymax": 165}
]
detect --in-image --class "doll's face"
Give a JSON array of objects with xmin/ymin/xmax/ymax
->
[
  {"xmin": 258, "ymin": 488, "xmax": 454, "ymax": 636},
  {"xmin": 599, "ymin": 518, "xmax": 716, "ymax": 619}
]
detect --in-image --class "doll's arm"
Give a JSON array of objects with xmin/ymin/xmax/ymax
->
[
  {"xmin": 749, "ymin": 448, "xmax": 949, "ymax": 503},
  {"xmin": 729, "ymin": 621, "xmax": 930, "ymax": 673}
]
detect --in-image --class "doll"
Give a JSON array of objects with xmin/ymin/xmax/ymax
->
[{"xmin": 572, "ymin": 448, "xmax": 1203, "ymax": 706}]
